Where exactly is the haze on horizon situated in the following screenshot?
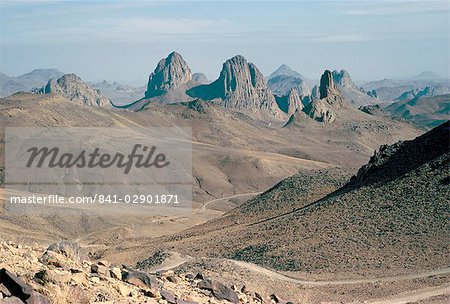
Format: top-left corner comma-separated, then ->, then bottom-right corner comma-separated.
0,0 -> 449,85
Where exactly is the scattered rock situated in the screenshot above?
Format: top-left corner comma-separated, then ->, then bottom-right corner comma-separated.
176,299 -> 199,304
71,273 -> 88,287
45,241 -> 88,263
116,284 -> 133,297
1,296 -> 24,304
0,268 -> 50,304
197,278 -> 239,303
90,264 -> 109,277
160,289 -> 177,304
68,286 -> 89,304
121,268 -> 157,289
34,269 -> 71,285
109,267 -> 122,280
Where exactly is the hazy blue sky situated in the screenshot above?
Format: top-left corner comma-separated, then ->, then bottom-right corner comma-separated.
0,0 -> 449,85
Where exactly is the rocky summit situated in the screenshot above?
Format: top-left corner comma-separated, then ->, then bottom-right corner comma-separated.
187,55 -> 282,118
37,74 -> 111,107
303,70 -> 347,123
331,69 -> 355,89
319,70 -> 338,99
275,87 -> 303,116
145,51 -> 192,98
267,75 -> 311,98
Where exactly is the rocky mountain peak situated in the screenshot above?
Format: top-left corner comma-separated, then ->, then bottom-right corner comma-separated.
287,88 -> 303,114
332,69 -> 355,89
319,70 -> 338,99
353,121 -> 449,184
187,55 -> 283,118
145,51 -> 192,98
267,75 -> 311,98
38,73 -> 111,107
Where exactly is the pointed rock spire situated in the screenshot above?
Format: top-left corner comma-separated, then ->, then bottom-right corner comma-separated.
319,70 -> 337,99
188,55 -> 282,117
332,69 -> 355,89
145,51 -> 192,98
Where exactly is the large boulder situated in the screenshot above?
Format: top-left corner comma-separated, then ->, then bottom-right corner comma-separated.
0,268 -> 50,304
197,278 -> 239,303
121,267 -> 158,290
275,88 -> 304,116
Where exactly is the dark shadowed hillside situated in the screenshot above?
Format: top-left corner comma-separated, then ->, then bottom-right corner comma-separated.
148,121 -> 449,278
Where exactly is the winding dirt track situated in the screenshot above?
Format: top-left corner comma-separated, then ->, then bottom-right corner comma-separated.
231,260 -> 450,303
231,260 -> 450,286
367,284 -> 450,304
201,192 -> 262,211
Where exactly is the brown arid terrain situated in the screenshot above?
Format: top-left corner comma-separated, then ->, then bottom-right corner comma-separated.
102,122 -> 449,302
361,93 -> 450,129
0,71 -> 447,303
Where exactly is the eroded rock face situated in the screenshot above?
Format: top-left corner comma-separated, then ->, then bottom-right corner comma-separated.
145,51 -> 192,98
188,55 -> 282,117
192,73 -> 208,84
332,69 -> 355,89
311,85 -> 320,100
267,75 -> 311,97
319,70 -> 338,99
275,88 -> 303,116
38,74 -> 111,107
304,70 -> 348,123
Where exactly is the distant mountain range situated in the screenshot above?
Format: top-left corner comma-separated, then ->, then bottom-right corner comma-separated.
360,72 -> 450,102
361,89 -> 450,128
0,69 -> 64,97
1,54 -> 447,128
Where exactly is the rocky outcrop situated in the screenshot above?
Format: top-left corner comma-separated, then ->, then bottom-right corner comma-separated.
319,70 -> 339,99
0,239 -> 290,303
332,69 -> 355,89
145,51 -> 192,98
267,75 -> 311,97
275,88 -> 303,116
367,89 -> 378,98
0,268 -> 50,303
311,85 -> 320,100
353,121 -> 449,184
303,100 -> 337,123
37,74 -> 111,107
187,55 -> 282,117
303,70 -> 348,123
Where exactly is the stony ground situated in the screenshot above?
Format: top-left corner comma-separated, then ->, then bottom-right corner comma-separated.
0,240 -> 288,304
